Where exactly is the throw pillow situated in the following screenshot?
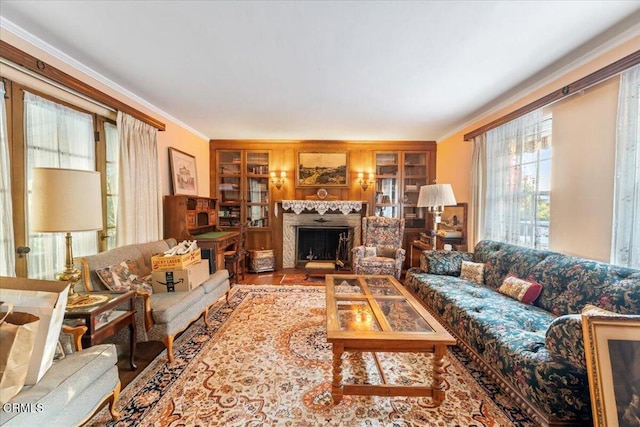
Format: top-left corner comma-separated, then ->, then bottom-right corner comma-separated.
364,246 -> 377,258
460,261 -> 485,285
96,261 -> 153,294
498,274 -> 543,304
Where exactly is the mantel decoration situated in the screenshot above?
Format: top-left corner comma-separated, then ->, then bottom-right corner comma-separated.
296,151 -> 348,187
169,147 -> 198,196
277,200 -> 363,216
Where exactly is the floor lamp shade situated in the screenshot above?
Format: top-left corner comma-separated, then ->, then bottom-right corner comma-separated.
31,168 -> 103,232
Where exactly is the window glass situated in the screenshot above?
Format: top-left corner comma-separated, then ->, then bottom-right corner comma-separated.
24,92 -> 97,279
484,110 -> 552,249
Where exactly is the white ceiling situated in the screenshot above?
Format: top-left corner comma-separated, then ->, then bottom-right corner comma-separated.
1,1 -> 639,141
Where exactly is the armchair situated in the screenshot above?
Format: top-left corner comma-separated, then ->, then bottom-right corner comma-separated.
352,216 -> 406,279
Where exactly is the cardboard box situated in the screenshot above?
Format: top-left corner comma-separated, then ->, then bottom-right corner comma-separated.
151,261 -> 209,293
151,247 -> 202,271
0,277 -> 69,385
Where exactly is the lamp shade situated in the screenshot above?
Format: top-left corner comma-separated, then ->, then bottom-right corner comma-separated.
31,167 -> 103,232
417,184 -> 457,208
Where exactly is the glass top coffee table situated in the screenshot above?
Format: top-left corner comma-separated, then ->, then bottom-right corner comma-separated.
325,274 -> 456,405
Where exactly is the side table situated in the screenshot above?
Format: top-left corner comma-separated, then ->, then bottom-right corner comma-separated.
409,240 -> 432,268
64,290 -> 137,370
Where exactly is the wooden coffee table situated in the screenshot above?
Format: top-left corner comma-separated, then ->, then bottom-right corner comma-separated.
325,274 -> 456,405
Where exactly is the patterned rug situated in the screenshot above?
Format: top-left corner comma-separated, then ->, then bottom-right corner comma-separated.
279,273 -> 324,284
88,285 -> 535,426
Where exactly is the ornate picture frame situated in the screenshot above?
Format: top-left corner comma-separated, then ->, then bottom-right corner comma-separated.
169,147 -> 198,196
582,305 -> 640,427
296,151 -> 349,187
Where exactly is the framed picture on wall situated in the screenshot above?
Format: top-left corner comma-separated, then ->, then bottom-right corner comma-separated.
296,151 -> 349,187
582,305 -> 640,427
169,147 -> 198,196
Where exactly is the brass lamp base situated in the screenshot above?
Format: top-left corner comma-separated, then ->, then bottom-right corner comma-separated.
57,232 -> 81,300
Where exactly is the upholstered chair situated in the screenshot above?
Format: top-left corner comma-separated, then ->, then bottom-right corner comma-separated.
352,216 -> 406,279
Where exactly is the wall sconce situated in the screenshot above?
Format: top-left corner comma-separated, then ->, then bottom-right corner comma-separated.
270,171 -> 286,189
358,172 -> 375,191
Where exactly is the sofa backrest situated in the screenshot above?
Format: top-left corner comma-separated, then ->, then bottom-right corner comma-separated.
473,240 -> 640,316
529,255 -> 640,316
473,240 -> 556,289
78,239 -> 177,291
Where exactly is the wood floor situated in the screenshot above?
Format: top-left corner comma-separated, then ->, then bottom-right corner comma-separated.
117,268 -> 304,388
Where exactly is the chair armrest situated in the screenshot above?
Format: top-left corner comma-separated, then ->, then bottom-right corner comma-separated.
62,325 -> 88,351
394,248 -> 406,261
140,292 -> 154,331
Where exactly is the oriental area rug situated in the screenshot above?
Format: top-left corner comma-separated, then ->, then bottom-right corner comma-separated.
88,285 -> 535,426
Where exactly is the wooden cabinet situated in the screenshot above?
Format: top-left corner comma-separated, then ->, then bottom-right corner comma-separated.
164,195 -> 218,241
374,151 -> 435,269
216,150 -> 271,229
215,149 -> 272,251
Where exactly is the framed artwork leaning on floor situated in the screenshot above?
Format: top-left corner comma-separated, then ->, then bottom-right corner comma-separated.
582,304 -> 640,427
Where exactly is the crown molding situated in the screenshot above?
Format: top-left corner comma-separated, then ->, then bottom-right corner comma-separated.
0,17 -> 209,141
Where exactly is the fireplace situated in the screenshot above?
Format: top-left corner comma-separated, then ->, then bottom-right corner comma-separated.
296,226 -> 351,266
282,211 -> 362,269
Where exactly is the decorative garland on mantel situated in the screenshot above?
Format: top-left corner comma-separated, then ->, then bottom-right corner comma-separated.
277,200 -> 363,216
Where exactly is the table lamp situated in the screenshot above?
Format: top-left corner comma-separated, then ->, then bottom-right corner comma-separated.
31,167 -> 103,296
417,184 -> 457,250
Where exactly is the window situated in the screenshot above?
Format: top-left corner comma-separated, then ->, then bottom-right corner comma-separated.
0,81 -> 15,276
24,92 -> 97,279
611,64 -> 640,268
104,121 -> 119,251
484,109 -> 552,249
3,79 -> 117,278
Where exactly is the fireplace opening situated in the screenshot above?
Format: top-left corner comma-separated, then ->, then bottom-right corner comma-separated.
296,227 -> 350,266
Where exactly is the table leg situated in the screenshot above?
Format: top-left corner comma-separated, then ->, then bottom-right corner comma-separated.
432,345 -> 446,405
331,344 -> 344,404
129,315 -> 137,370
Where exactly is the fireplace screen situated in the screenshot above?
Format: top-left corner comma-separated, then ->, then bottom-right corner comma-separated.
296,227 -> 351,265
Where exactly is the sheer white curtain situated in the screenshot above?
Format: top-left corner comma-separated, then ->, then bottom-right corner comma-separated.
484,109 -> 552,249
116,111 -> 161,245
24,92 -> 97,279
0,82 -> 15,276
611,64 -> 640,268
469,134 -> 486,250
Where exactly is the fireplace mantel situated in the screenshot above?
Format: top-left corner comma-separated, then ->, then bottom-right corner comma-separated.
276,200 -> 364,216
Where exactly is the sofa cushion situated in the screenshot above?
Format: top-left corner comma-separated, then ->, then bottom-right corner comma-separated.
364,246 -> 377,257
150,286 -> 207,324
420,251 -> 473,276
6,344 -> 116,410
498,275 -> 543,304
200,270 -> 230,294
460,261 -> 484,285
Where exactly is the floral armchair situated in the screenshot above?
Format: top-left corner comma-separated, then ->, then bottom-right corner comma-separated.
352,216 -> 406,279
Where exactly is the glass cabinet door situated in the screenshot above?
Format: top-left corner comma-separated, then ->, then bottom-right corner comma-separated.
218,150 -> 242,228
245,151 -> 270,228
374,152 -> 399,218
402,152 -> 429,229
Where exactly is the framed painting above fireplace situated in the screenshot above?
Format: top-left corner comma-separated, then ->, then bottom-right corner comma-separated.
296,151 -> 348,187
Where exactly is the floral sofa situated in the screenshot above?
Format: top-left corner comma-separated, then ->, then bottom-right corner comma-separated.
404,240 -> 640,426
352,216 -> 406,279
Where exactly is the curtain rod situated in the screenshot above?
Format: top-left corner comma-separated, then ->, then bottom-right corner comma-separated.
0,40 -> 166,131
1,57 -> 116,113
464,49 -> 640,141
